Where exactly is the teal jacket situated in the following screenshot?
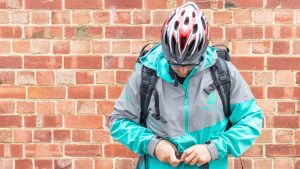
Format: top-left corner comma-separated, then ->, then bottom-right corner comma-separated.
109,44 -> 263,169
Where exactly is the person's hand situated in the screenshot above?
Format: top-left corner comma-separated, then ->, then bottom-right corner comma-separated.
181,144 -> 211,166
154,139 -> 181,167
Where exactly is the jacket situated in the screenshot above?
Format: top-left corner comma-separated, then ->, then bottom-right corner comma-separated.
109,44 -> 263,169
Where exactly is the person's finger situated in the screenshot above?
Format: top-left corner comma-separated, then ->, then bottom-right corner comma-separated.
189,156 -> 199,166
169,150 -> 181,167
184,152 -> 196,164
181,147 -> 193,161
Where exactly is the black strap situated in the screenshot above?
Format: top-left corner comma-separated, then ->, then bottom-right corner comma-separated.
207,58 -> 231,129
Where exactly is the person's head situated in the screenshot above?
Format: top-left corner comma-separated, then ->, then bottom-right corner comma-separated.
161,2 -> 209,77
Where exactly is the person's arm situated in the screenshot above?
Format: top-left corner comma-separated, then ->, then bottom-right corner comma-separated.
109,66 -> 161,157
205,63 -> 263,160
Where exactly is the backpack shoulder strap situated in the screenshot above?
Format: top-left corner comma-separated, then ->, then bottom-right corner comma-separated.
205,57 -> 232,130
139,65 -> 158,127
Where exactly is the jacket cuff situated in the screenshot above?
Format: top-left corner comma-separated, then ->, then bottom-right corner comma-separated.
205,141 -> 219,161
147,136 -> 162,156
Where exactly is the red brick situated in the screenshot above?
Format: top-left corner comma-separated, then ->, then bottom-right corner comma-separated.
0,71 -> 15,85
65,0 -> 102,9
186,0 -> 210,9
225,0 -> 263,8
43,115 -> 62,128
52,11 -> 70,24
278,102 -> 295,114
276,70 -> 294,85
54,130 -> 71,142
34,130 -> 52,142
144,0 -> 167,9
28,87 -> 65,99
104,144 -> 137,158
293,41 -> 300,54
4,144 -> 23,157
0,101 -> 14,114
266,144 -> 296,157
15,159 -> 32,169
233,10 -> 252,24
65,145 -> 101,157
112,41 -> 130,54
95,158 -> 113,169
105,0 -> 142,9
11,11 -> 29,24
25,0 -> 61,9
93,129 -> 111,143
231,57 -> 264,70
265,26 -> 293,39
108,86 -> 123,99
25,27 -> 63,39
275,158 -> 293,169
24,56 -> 62,69
0,41 -> 10,54
97,101 -> 115,115
0,27 -> 22,38
76,71 -> 94,84
133,11 -> 151,24
104,56 -> 122,69
145,26 -> 161,41
0,86 -> 25,99
242,27 -> 263,39
275,11 -> 293,23
254,159 -> 272,169
72,130 -> 90,142
252,42 -> 271,54
54,41 -> 70,54
92,11 -> 110,24
242,145 -> 263,157
268,57 -> 300,70
213,11 -> 232,24
17,71 -> 35,85
116,70 -> 132,84
273,41 -> 290,55
13,40 -> 30,54
297,72 -> 300,85
24,116 -> 36,128
35,160 -> 53,169
64,56 -> 102,69
57,101 -> 75,115
74,159 -> 93,169
267,0 -> 300,9
153,11 -> 169,25
14,130 -> 32,143
275,130 -> 293,143
36,71 -> 55,86
0,144 -> 3,157
113,11 -> 131,24
0,56 -> 22,68
232,41 -> 250,55
68,86 -> 105,99
72,11 -> 90,25
124,56 -> 137,69
0,130 -> 12,142
274,116 -> 298,128
37,102 -> 55,115
209,27 -> 223,40
77,101 -> 95,114
268,87 -> 300,99
31,11 -> 50,24
254,72 -> 272,85
96,70 -> 115,83
65,115 -> 102,129
115,159 -> 134,169
25,144 -> 62,157
92,40 -> 110,54
17,101 -> 35,114
106,26 -> 142,39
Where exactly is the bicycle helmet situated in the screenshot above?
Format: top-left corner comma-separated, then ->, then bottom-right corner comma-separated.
161,2 -> 209,66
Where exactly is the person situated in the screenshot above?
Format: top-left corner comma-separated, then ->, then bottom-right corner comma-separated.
109,2 -> 263,169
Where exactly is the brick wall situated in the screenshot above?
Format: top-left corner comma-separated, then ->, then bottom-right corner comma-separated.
0,0 -> 299,169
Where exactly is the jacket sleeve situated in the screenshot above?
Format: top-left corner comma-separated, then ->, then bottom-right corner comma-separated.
109,66 -> 161,157
206,63 -> 263,160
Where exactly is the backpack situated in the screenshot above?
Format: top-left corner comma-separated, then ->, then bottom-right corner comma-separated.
136,44 -> 232,169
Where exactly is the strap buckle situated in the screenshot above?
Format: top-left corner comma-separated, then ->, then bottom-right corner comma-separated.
204,84 -> 215,95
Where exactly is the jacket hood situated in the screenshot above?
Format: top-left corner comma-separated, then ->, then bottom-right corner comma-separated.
137,43 -> 217,83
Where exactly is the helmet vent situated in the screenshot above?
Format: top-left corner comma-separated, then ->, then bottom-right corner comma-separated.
174,21 -> 179,31
193,24 -> 198,34
186,39 -> 195,59
171,36 -> 177,54
181,10 -> 185,16
180,37 -> 187,51
184,17 -> 189,25
192,12 -> 195,18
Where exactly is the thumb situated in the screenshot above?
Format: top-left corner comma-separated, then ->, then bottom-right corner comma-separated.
169,150 -> 181,167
